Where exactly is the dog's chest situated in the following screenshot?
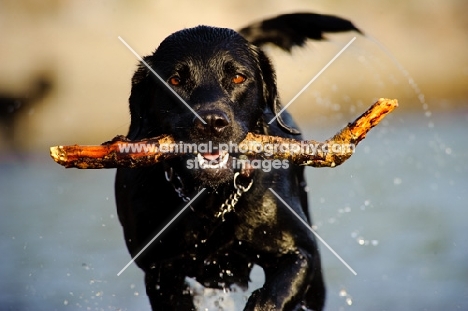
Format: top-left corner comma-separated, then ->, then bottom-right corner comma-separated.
183,190 -> 289,257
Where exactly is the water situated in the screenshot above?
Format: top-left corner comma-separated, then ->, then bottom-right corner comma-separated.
1,110 -> 467,310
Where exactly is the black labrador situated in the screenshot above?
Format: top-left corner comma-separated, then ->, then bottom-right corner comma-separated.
115,13 -> 360,311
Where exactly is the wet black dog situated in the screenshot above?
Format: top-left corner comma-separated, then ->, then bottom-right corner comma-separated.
115,13 -> 360,311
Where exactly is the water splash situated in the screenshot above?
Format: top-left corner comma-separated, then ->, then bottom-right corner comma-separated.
365,34 -> 432,120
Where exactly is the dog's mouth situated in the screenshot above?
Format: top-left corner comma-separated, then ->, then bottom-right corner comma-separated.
196,151 -> 230,169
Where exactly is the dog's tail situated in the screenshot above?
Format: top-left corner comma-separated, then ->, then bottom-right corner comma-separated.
239,12 -> 362,52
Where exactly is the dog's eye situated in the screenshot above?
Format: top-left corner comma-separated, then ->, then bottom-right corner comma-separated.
169,76 -> 181,86
232,74 -> 246,84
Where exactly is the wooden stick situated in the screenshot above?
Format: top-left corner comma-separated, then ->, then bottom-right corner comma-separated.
50,98 -> 398,169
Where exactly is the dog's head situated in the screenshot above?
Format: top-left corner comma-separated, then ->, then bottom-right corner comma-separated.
127,26 -> 286,186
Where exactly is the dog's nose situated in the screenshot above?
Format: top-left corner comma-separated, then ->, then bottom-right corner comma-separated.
194,111 -> 230,135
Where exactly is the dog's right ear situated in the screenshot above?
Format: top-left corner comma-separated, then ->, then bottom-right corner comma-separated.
127,57 -> 155,140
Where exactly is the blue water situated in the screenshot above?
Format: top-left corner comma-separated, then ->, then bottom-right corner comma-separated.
1,110 -> 467,310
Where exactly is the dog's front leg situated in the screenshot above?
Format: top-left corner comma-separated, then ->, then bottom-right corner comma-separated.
144,264 -> 196,311
244,250 -> 321,311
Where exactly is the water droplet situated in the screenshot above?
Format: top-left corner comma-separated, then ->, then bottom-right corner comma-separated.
63,300 -> 68,305
371,240 -> 379,246
418,93 -> 426,103
346,297 -> 353,305
339,289 -> 347,297
393,177 -> 402,185
445,148 -> 452,155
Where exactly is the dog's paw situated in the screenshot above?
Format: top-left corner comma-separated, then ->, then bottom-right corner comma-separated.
243,288 -> 278,311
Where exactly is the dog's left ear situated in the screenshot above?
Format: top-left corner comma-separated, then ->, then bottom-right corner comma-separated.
254,46 -> 301,135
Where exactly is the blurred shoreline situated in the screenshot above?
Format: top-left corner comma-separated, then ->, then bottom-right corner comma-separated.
0,0 -> 467,152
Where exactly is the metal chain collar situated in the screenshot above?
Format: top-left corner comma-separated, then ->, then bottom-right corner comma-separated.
164,167 -> 253,221
164,167 -> 191,203
214,172 -> 253,220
